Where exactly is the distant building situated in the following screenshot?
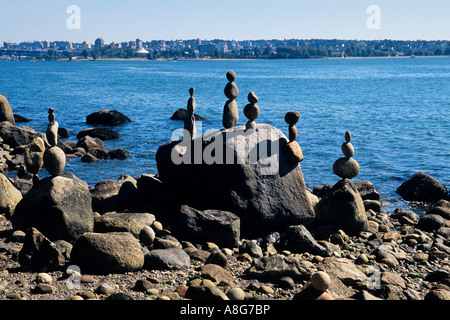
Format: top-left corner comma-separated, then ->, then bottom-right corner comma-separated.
94,38 -> 105,49
136,38 -> 143,50
199,43 -> 217,54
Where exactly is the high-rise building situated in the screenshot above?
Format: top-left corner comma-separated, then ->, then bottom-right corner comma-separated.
136,38 -> 143,50
94,38 -> 105,49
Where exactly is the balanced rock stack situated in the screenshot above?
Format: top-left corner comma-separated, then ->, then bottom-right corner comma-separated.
283,111 -> 304,163
243,92 -> 259,131
43,108 -> 66,177
222,71 -> 239,129
333,130 -> 359,180
184,87 -> 197,140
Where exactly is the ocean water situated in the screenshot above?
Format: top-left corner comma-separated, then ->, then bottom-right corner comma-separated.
0,57 -> 449,213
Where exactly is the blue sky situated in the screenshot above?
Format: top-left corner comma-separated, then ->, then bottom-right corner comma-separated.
1,0 -> 449,43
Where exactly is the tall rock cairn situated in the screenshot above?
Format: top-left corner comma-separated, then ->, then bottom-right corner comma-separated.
222,71 -> 239,129
283,111 -> 304,163
43,108 -> 66,177
332,130 -> 360,180
243,92 -> 259,131
184,87 -> 197,140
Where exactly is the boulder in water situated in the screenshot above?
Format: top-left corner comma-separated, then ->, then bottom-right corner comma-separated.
86,110 -> 132,126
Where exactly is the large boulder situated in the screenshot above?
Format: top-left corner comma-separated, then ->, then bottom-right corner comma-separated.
278,225 -> 331,257
144,248 -> 191,271
0,94 -> 15,125
314,179 -> 368,236
0,121 -> 40,148
174,205 -> 240,248
0,173 -> 22,218
77,128 -> 121,141
70,232 -> 144,274
11,175 -> 94,242
86,110 -> 132,126
397,172 -> 448,203
76,136 -> 104,152
170,108 -> 209,121
155,124 -> 315,237
94,212 -> 156,237
18,227 -> 66,272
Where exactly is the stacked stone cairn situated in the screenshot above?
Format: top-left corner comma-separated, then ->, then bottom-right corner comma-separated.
283,111 -> 304,163
183,87 -> 197,140
43,108 -> 66,177
332,130 -> 359,179
243,92 -> 259,131
222,71 -> 239,129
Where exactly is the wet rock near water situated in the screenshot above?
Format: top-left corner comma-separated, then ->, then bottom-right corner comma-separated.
170,108 -> 209,121
86,110 -> 132,127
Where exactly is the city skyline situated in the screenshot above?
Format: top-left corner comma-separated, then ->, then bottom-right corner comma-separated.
0,0 -> 449,44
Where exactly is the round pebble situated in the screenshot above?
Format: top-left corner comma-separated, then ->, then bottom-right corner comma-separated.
243,104 -> 259,121
278,277 -> 295,289
226,71 -> 236,82
284,111 -> 300,125
227,288 -> 245,300
247,92 -> 259,104
341,142 -> 355,158
71,295 -> 84,300
259,285 -> 274,295
224,82 -> 240,100
332,157 -> 360,179
316,291 -> 334,300
152,221 -> 163,231
310,271 -> 331,292
35,273 -> 53,284
288,125 -> 298,142
345,130 -> 352,143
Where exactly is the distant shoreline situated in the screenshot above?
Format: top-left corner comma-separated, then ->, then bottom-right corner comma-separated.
54,55 -> 450,62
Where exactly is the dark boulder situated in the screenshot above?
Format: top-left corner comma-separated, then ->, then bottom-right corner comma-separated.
76,136 -> 104,152
155,124 -> 315,238
18,227 -> 66,272
108,148 -> 130,160
14,114 -> 31,123
397,172 -> 448,203
278,225 -> 332,257
174,205 -> 240,248
170,108 -> 209,121
86,110 -> 132,126
77,128 -> 121,141
0,121 -> 40,148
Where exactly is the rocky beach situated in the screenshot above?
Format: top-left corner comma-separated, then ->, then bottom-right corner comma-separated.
0,70 -> 449,305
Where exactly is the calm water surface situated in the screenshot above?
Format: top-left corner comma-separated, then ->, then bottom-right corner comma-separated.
0,57 -> 449,213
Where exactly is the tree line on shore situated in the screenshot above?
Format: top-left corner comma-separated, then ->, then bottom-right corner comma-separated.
34,44 -> 450,61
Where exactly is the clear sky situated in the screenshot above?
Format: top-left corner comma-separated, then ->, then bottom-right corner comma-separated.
1,0 -> 449,43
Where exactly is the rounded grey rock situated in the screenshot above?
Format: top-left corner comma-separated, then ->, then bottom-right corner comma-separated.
43,146 -> 66,177
226,71 -> 236,82
341,142 -> 355,158
333,157 -> 360,180
224,82 -> 239,100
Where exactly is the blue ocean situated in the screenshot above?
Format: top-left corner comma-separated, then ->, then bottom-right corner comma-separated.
0,57 -> 449,213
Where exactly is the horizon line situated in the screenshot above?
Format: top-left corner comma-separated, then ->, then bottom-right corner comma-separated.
3,37 -> 450,44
